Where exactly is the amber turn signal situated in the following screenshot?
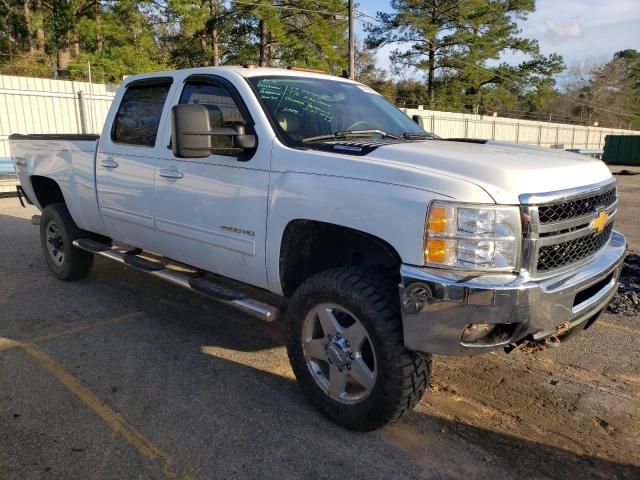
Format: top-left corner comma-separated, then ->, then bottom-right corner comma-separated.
425,238 -> 446,263
427,206 -> 447,233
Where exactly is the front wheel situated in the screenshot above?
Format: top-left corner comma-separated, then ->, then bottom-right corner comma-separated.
40,203 -> 94,281
287,267 -> 431,431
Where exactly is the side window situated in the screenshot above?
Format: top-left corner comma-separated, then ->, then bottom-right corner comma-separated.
179,82 -> 246,153
112,83 -> 171,147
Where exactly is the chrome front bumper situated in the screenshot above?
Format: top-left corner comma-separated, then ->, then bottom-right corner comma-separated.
399,231 -> 626,355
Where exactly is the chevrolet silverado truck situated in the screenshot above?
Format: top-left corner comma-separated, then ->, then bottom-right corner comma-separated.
10,66 -> 626,431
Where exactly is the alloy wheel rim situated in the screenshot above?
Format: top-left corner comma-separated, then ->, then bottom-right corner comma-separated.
45,222 -> 65,267
301,303 -> 377,404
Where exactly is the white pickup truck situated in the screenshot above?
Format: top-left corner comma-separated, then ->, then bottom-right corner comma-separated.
10,66 -> 626,430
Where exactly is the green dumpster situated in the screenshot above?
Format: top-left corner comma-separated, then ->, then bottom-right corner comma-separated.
603,135 -> 640,166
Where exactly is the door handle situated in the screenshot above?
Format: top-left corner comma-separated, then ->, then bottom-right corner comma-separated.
159,168 -> 183,179
100,157 -> 119,169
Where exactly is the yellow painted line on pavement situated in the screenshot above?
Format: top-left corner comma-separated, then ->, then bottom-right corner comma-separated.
26,311 -> 142,344
596,321 -> 640,335
18,341 -> 185,478
0,336 -> 19,352
1,329 -> 191,479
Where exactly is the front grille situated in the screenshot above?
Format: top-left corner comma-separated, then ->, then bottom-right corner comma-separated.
522,182 -> 617,277
538,188 -> 617,223
537,223 -> 613,272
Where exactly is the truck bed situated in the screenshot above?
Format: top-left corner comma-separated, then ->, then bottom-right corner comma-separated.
9,134 -> 107,235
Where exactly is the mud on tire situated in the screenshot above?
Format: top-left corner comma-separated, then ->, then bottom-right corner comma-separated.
286,267 -> 431,431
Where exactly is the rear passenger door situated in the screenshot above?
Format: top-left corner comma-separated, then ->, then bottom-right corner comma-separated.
153,75 -> 270,289
96,78 -> 172,250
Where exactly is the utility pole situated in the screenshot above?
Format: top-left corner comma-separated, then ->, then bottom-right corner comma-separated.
87,61 -> 96,133
259,20 -> 268,67
348,0 -> 355,79
210,0 -> 220,66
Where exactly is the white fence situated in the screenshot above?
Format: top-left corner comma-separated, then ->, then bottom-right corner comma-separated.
1,74 -> 638,175
0,75 -> 117,173
402,108 -> 636,150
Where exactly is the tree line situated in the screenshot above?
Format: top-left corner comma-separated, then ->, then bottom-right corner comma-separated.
0,1 -> 348,78
1,1 -> 638,129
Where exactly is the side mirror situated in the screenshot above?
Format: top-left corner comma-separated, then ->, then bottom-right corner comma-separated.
171,103 -> 256,158
412,114 -> 424,128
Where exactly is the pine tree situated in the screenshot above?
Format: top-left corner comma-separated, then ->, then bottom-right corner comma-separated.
165,0 -> 232,67
366,0 -> 564,111
230,0 -> 349,74
69,0 -> 168,82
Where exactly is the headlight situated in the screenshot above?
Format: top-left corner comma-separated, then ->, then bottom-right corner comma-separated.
424,201 -> 521,271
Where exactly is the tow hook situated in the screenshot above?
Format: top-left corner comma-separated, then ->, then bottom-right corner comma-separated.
506,322 -> 572,354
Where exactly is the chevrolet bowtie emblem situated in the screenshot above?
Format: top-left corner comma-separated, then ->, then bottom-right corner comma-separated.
591,211 -> 609,233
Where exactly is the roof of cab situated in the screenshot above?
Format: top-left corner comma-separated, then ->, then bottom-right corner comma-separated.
218,65 -> 347,80
122,65 -> 359,86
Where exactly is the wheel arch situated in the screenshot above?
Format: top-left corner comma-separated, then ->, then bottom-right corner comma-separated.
30,175 -> 65,209
278,219 -> 402,297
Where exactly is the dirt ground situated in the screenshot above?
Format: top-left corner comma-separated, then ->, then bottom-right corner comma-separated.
0,172 -> 639,479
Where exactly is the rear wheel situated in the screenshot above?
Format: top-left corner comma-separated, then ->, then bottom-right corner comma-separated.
40,203 -> 93,281
287,267 -> 431,431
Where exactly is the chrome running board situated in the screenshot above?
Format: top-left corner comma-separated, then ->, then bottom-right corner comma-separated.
72,239 -> 279,322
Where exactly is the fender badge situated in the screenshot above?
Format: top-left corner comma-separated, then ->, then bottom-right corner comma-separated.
591,211 -> 608,234
220,225 -> 255,237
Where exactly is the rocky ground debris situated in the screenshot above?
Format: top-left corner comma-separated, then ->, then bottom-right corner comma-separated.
608,251 -> 640,315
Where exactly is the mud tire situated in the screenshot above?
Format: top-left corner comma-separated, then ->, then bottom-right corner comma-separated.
287,267 -> 431,431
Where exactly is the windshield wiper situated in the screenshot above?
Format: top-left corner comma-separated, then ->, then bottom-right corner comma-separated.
302,129 -> 401,143
402,132 -> 439,140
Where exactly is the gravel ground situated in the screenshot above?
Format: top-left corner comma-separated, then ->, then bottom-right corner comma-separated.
1,173 -> 639,480
608,252 -> 640,315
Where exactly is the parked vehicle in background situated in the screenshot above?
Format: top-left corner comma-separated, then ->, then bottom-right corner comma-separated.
10,66 -> 626,430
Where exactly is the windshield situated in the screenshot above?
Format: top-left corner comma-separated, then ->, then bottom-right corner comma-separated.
248,76 -> 425,146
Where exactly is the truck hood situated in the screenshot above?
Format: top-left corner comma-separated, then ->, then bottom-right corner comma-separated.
368,140 -> 613,204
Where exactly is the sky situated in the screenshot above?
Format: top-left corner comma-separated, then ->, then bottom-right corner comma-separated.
355,0 -> 640,83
